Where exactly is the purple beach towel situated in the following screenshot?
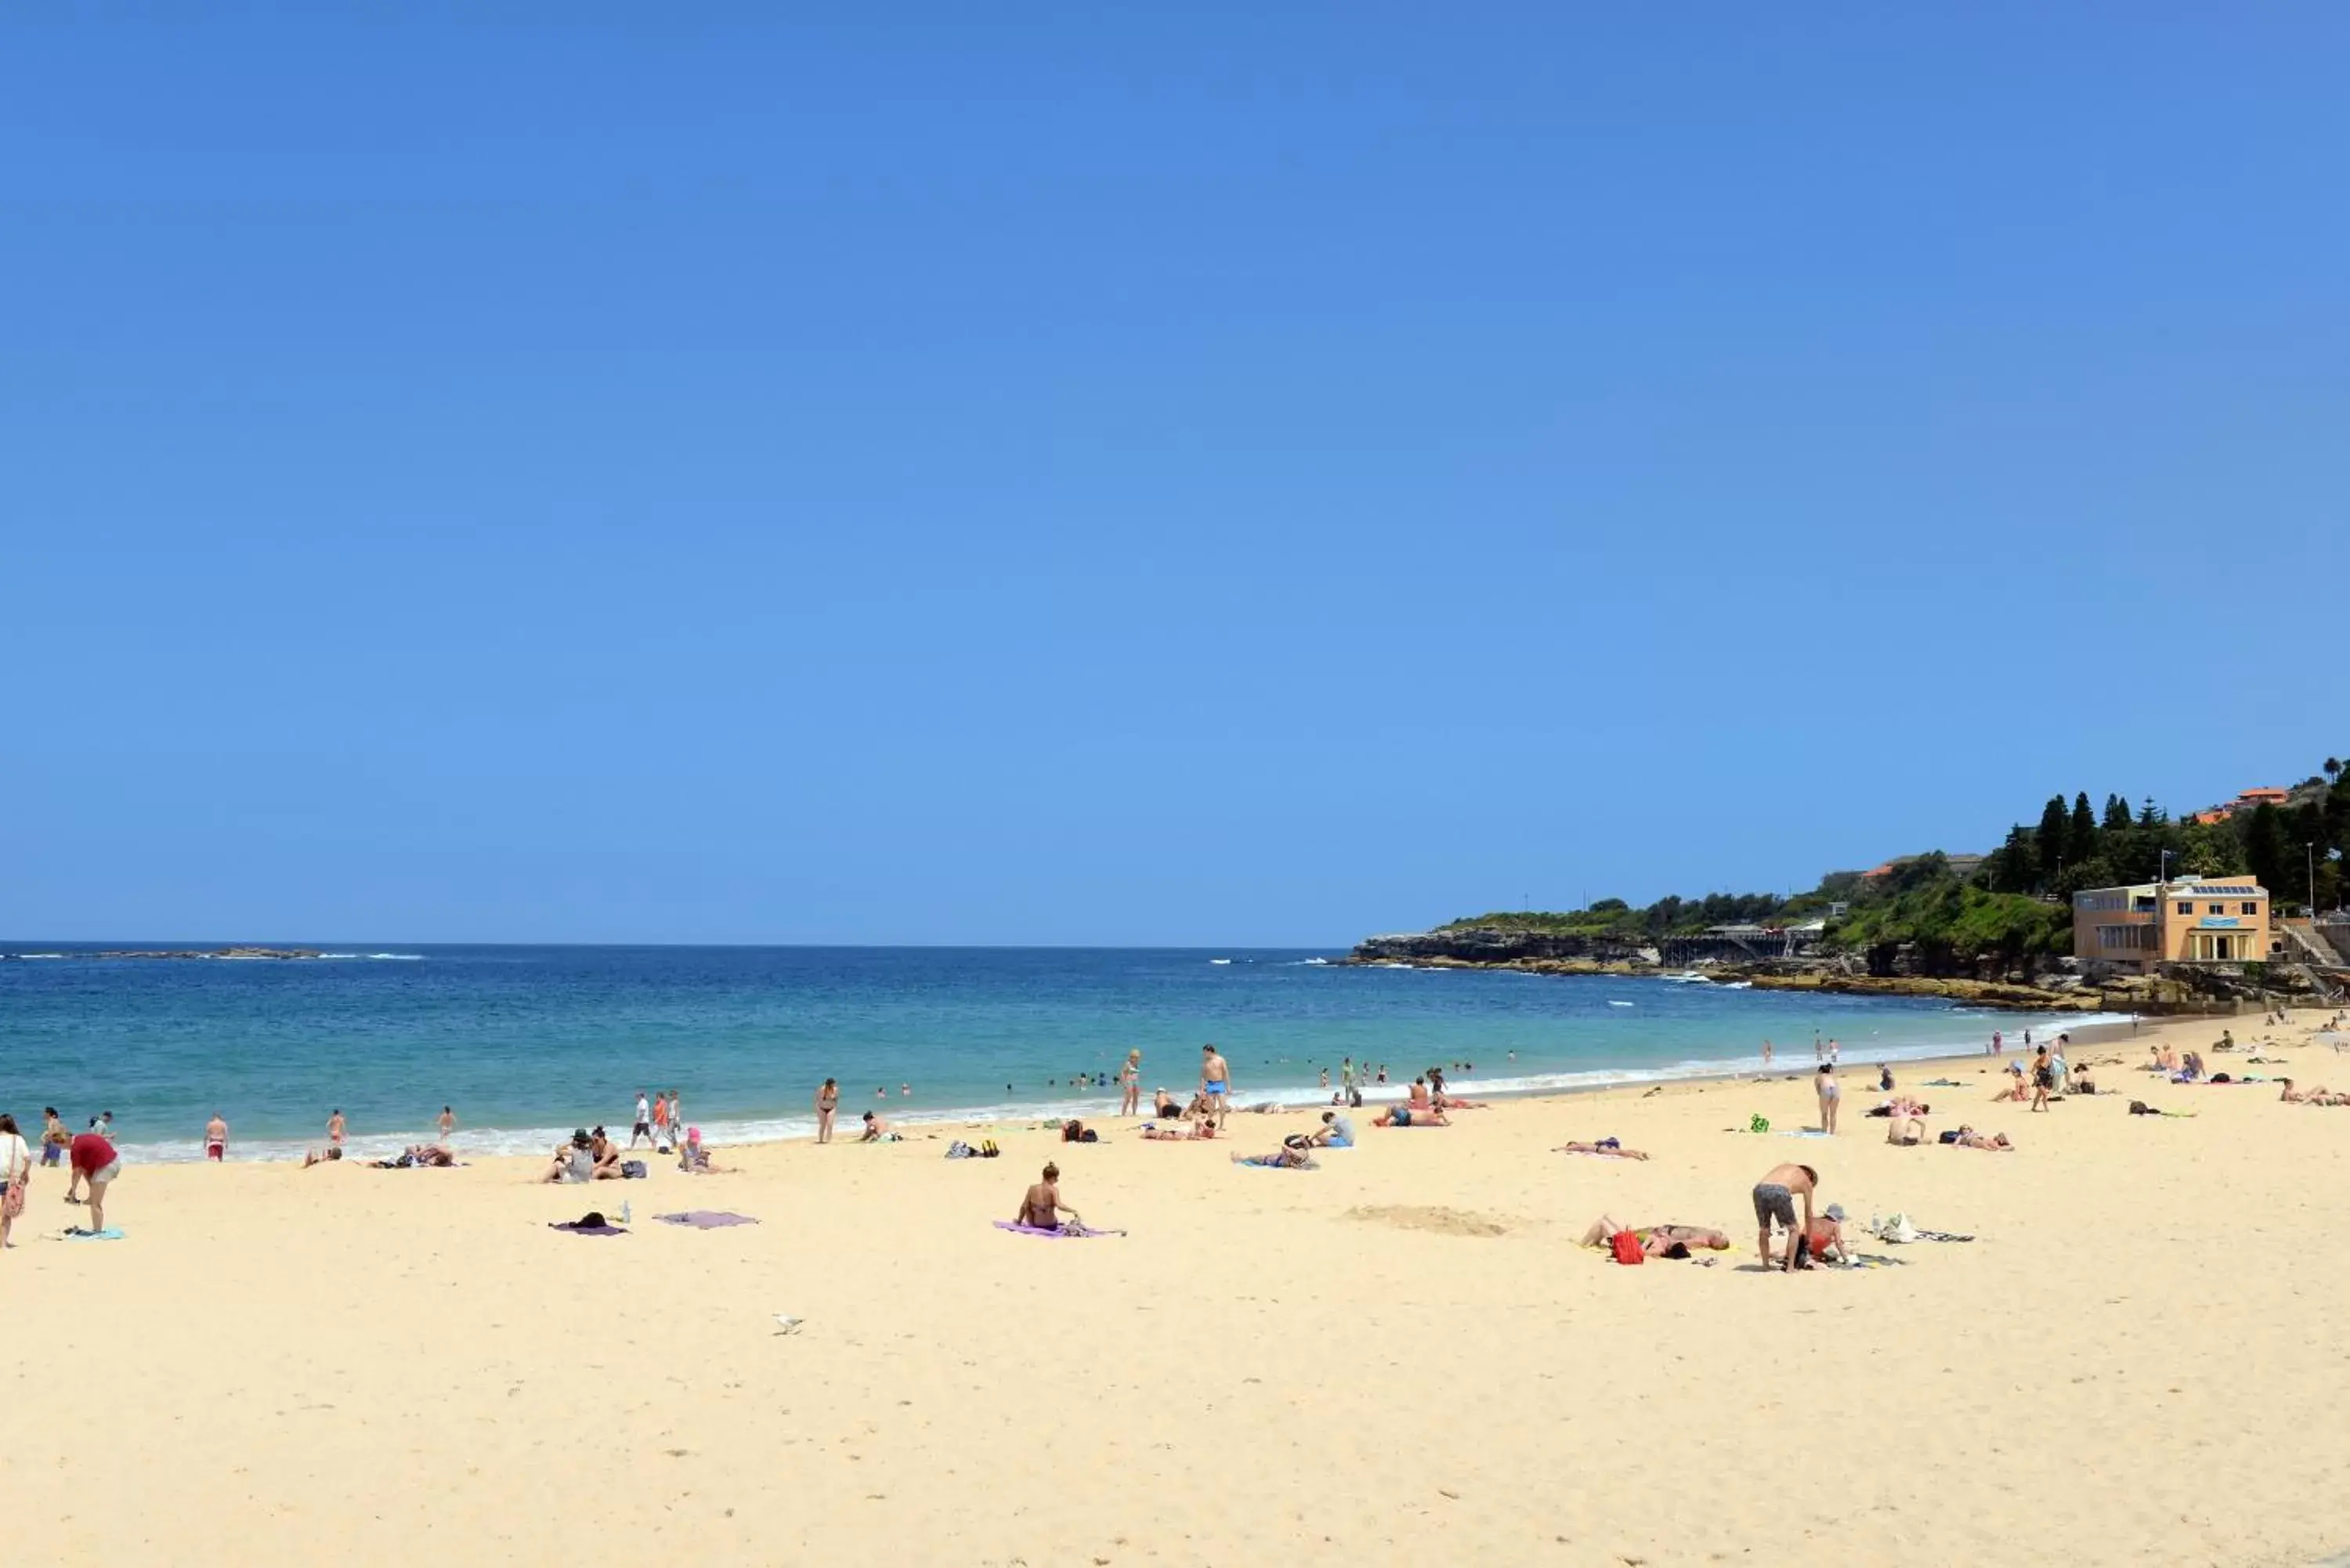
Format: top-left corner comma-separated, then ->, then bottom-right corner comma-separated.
548,1221 -> 627,1236
994,1219 -> 1123,1239
655,1210 -> 760,1228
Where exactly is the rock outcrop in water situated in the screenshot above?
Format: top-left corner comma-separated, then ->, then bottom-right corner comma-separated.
2,947 -> 323,961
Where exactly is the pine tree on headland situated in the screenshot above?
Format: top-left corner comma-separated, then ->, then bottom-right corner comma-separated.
2103,794 -> 2134,833
1988,826 -> 2040,894
2068,792 -> 2099,870
2036,797 -> 2071,887
2243,803 -> 2293,903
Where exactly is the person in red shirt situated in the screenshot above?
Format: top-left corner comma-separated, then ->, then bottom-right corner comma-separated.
69,1127 -> 121,1236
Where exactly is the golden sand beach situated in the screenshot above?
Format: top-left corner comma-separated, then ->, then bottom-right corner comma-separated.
4,1013 -> 2346,1568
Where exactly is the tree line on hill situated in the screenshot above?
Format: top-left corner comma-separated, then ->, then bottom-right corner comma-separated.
1440,756 -> 2350,963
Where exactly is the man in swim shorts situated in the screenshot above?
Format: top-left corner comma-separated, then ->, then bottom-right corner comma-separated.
1199,1045 -> 1232,1130
204,1112 -> 228,1162
1752,1162 -> 1818,1273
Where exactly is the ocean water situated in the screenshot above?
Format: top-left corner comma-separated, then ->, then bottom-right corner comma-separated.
0,945 -> 2113,1163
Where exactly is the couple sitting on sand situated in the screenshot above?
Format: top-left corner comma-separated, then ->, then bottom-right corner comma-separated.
544,1128 -> 627,1183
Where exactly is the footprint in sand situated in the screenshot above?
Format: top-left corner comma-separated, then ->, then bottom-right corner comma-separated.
1346,1204 -> 1509,1237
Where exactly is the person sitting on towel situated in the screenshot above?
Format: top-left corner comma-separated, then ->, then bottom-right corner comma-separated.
1015,1162 -> 1079,1232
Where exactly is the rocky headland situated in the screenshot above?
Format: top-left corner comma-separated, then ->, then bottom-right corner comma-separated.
1342,926 -> 2300,1013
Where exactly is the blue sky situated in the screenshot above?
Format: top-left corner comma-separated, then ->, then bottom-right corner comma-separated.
5,5 -> 2343,945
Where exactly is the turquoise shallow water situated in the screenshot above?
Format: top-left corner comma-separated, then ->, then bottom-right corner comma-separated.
0,944 -> 2102,1162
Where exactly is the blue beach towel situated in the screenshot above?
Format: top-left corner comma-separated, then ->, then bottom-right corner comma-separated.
65,1227 -> 125,1241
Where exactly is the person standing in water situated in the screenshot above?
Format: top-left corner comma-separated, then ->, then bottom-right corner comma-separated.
326,1109 -> 346,1149
438,1105 -> 457,1144
204,1113 -> 228,1162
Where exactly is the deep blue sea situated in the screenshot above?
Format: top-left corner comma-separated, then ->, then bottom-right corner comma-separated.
0,944 -> 2106,1162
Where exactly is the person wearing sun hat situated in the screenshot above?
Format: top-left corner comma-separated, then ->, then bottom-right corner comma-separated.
1802,1203 -> 1848,1266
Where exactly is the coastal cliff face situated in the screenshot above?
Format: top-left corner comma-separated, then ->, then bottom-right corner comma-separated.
1347,928 -> 1653,966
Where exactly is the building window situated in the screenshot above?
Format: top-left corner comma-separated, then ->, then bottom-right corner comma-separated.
2177,901 -> 2194,915
2207,904 -> 2225,916
2242,901 -> 2259,916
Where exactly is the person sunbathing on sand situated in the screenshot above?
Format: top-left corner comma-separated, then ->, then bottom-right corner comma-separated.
2280,1079 -> 2314,1103
1233,1138 -> 1317,1169
1885,1111 -> 1928,1145
1138,1119 -> 1215,1140
1372,1104 -> 1448,1128
1556,1140 -> 1648,1159
1950,1126 -> 2014,1151
589,1126 -> 624,1179
300,1145 -> 345,1169
1578,1216 -> 1731,1257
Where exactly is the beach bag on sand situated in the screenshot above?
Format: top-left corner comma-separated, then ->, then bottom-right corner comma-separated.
620,1160 -> 647,1180
946,1141 -> 975,1159
1748,1114 -> 1770,1134
1610,1231 -> 1646,1266
2,1181 -> 24,1219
